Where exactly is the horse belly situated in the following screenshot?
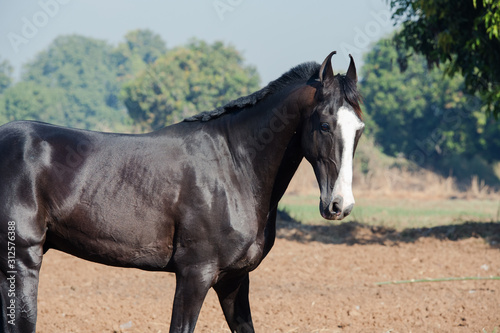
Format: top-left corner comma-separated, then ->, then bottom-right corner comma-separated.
42,148 -> 179,270
45,206 -> 176,271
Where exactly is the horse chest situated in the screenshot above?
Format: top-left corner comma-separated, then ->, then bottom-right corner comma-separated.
214,238 -> 265,275
216,217 -> 270,273
241,240 -> 267,271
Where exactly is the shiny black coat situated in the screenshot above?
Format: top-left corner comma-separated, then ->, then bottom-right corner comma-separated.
0,52 -> 363,333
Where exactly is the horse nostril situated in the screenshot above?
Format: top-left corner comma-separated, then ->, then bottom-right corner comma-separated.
330,195 -> 343,216
331,201 -> 342,216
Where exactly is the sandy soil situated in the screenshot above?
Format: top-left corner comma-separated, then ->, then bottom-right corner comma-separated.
36,219 -> 500,333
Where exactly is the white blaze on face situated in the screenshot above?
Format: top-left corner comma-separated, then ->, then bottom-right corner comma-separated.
332,106 -> 364,211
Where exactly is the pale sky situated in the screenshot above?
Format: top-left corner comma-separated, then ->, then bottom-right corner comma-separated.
1,0 -> 396,85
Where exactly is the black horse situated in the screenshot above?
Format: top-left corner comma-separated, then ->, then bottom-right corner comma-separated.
0,51 -> 364,332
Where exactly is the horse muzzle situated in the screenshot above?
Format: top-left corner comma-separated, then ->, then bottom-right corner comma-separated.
319,195 -> 354,220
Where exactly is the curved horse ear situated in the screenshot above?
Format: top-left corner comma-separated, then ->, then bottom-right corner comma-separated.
346,54 -> 357,84
319,51 -> 336,86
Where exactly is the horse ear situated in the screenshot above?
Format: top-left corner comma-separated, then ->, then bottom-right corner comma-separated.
346,54 -> 357,84
319,51 -> 336,85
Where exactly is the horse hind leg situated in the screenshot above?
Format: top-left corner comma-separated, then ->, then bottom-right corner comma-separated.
1,211 -> 45,333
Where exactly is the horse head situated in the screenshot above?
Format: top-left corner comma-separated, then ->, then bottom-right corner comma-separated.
302,51 -> 364,220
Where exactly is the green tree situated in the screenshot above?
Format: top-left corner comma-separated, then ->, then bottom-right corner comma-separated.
481,114 -> 500,163
113,29 -> 167,81
22,35 -> 131,131
0,81 -> 71,125
0,58 -> 13,94
122,39 -> 260,130
389,0 -> 500,117
361,38 -> 498,180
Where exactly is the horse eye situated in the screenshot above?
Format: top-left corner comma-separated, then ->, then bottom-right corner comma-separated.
320,122 -> 330,132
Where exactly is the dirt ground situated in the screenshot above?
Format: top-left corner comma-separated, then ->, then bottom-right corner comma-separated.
37,218 -> 500,333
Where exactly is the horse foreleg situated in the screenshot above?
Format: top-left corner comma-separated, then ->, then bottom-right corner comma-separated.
214,273 -> 254,333
169,266 -> 214,333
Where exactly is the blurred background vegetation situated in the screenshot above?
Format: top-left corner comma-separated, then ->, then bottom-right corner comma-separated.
0,0 -> 499,200
0,30 -> 260,133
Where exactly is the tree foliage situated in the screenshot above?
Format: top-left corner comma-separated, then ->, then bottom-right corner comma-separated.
0,81 -> 71,125
1,31 -> 167,131
0,58 -> 13,94
1,32 -> 258,133
121,39 -> 260,130
361,38 -> 499,179
389,0 -> 500,117
113,29 -> 167,81
21,35 -> 129,131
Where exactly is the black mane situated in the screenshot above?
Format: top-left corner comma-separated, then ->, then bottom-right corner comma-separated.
184,62 -> 321,122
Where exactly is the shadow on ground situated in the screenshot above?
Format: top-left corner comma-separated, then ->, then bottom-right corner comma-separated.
277,210 -> 500,248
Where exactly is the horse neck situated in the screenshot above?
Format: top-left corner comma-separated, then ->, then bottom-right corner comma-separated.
223,83 -> 316,209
